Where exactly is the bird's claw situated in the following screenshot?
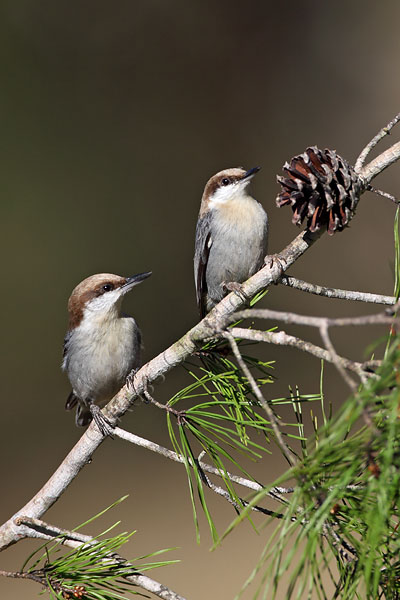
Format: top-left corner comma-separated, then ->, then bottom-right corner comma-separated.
264,254 -> 287,283
126,367 -> 140,392
127,368 -> 151,404
223,281 -> 248,304
140,376 -> 152,404
90,404 -> 115,438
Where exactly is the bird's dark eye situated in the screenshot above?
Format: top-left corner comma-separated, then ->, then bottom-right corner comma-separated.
102,284 -> 114,293
221,177 -> 231,186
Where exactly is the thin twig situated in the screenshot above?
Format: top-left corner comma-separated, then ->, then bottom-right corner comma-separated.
14,516 -> 91,543
142,387 -> 184,420
196,453 -> 287,518
360,140 -> 400,184
355,112 -> 400,171
113,427 -> 294,498
228,327 -> 369,379
322,523 -> 358,565
224,331 -> 296,467
326,521 -> 358,560
367,185 -> 399,204
319,322 -> 358,393
228,307 -> 399,329
0,570 -> 44,582
279,276 -> 396,306
318,324 -> 376,430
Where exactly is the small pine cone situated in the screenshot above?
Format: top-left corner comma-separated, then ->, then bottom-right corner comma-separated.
276,147 -> 365,235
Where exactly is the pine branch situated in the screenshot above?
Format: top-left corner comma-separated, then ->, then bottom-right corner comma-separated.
14,515 -> 185,600
228,305 -> 400,329
227,327 -> 371,378
279,276 -> 396,305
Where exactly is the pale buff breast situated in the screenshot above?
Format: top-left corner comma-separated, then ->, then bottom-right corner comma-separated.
215,196 -> 267,236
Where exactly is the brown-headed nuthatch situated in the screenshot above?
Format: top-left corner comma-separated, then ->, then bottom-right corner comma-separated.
62,272 -> 151,431
194,167 -> 268,317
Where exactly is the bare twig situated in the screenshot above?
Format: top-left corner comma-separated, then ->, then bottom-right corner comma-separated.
14,515 -> 91,543
318,324 -> 375,432
228,327 -> 369,379
141,386 -> 185,421
113,427 -> 294,499
367,185 -> 399,204
228,307 -> 399,329
196,452 -> 287,518
319,322 -> 358,393
114,428 -> 261,490
279,276 -> 396,306
322,523 -> 358,564
0,570 -> 50,587
355,112 -> 400,171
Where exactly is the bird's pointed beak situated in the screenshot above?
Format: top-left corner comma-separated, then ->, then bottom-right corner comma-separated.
242,166 -> 261,180
122,271 -> 152,294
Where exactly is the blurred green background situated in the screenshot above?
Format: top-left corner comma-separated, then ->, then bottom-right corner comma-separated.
1,1 -> 399,598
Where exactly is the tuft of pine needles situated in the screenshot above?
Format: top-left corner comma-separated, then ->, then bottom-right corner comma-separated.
166,329 -> 321,542
20,499 -> 178,600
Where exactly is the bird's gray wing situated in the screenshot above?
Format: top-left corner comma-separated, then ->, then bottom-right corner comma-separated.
62,330 -> 71,361
62,331 -> 78,410
65,390 -> 79,411
194,212 -> 212,318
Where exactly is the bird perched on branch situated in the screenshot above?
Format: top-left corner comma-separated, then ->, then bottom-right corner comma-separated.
62,271 -> 151,432
194,167 -> 268,318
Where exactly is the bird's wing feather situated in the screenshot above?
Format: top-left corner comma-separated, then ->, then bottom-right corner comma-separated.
62,330 -> 71,361
194,212 -> 212,318
65,390 -> 78,410
63,331 -> 78,410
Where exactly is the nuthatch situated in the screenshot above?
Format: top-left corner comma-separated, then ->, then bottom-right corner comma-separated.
62,272 -> 151,430
194,167 -> 268,317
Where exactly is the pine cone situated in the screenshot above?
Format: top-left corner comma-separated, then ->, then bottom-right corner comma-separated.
276,147 -> 365,235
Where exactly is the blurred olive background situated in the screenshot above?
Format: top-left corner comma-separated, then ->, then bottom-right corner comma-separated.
1,1 -> 399,598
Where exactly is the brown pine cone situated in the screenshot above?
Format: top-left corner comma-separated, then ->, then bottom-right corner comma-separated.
276,147 -> 365,235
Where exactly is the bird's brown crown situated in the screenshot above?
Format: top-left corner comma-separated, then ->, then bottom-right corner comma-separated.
200,167 -> 248,214
67,274 -> 127,328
